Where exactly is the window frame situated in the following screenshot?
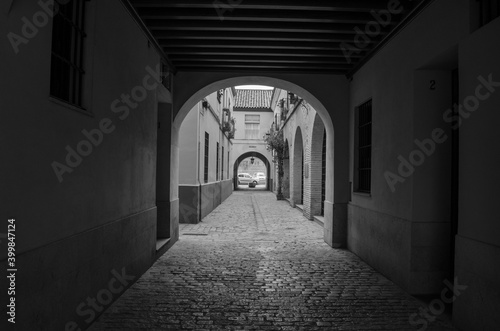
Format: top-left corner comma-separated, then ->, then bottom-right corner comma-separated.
216,142 -> 220,181
204,132 -> 209,183
221,146 -> 224,180
244,114 -> 261,140
354,99 -> 372,194
49,0 -> 88,110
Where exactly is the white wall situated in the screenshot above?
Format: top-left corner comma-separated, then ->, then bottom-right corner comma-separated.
178,88 -> 234,186
178,106 -> 199,185
233,110 -> 274,141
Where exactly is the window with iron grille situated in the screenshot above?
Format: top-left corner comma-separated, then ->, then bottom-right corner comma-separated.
355,100 -> 372,193
204,132 -> 209,183
221,146 -> 224,180
50,0 -> 87,108
475,0 -> 500,28
216,142 -> 220,181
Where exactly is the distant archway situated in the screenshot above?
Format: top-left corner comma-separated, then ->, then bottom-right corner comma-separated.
233,152 -> 271,191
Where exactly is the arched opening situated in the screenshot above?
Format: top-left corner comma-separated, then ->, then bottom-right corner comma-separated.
233,152 -> 271,191
321,129 -> 326,216
171,76 -> 343,247
305,114 -> 326,219
283,139 -> 290,199
292,127 -> 304,206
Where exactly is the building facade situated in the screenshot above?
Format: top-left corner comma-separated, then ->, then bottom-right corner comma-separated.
178,88 -> 236,223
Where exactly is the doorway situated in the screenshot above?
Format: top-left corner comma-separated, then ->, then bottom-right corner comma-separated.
156,103 -> 172,246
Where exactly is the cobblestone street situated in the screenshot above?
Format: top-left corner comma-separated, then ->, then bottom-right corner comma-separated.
90,192 -> 455,330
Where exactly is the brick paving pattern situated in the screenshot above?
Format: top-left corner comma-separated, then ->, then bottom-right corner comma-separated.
90,191 -> 455,330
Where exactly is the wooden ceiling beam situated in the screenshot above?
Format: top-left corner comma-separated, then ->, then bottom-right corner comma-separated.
164,48 -> 364,59
174,67 -> 347,74
144,20 -> 396,33
157,35 -> 375,44
131,0 -> 392,12
158,39 -> 374,50
135,8 -> 387,23
175,63 -> 351,70
126,0 -> 425,75
170,56 -> 351,65
153,30 -> 388,42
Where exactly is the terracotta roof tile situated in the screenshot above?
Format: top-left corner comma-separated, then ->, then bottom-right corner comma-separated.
235,90 -> 273,109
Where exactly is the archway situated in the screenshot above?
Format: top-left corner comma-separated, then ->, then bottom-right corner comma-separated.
292,127 -> 304,206
283,139 -> 290,199
233,152 -> 271,191
171,75 -> 348,248
304,114 -> 326,219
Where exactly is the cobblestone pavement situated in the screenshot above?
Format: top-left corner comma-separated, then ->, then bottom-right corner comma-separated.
90,191 -> 455,330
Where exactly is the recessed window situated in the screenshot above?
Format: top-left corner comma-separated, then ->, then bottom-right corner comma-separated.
50,0 -> 88,108
221,146 -> 224,181
245,114 -> 260,139
216,142 -> 220,181
204,132 -> 209,183
355,100 -> 372,193
321,129 -> 326,215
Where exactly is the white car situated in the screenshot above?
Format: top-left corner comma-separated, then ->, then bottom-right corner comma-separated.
237,173 -> 254,185
253,172 -> 267,185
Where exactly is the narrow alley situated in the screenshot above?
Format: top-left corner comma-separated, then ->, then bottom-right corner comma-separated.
90,192 -> 454,331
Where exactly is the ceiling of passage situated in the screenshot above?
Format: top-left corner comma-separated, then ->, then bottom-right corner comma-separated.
128,0 -> 428,75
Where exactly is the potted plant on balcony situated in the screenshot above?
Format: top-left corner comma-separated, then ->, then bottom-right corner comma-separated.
222,121 -> 231,133
223,117 -> 236,140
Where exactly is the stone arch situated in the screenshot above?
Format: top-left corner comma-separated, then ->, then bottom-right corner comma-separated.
233,152 -> 271,191
171,74 -> 347,247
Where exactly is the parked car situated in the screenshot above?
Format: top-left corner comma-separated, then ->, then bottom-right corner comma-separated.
253,172 -> 267,185
237,173 -> 253,185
